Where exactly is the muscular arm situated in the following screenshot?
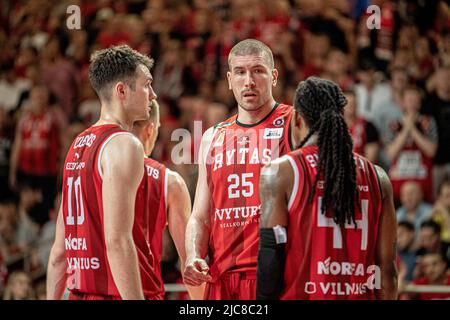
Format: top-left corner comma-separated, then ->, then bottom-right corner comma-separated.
374,165 -> 398,300
259,158 -> 293,228
102,134 -> 145,300
183,128 -> 214,287
46,204 -> 67,300
257,157 -> 293,300
166,170 -> 205,299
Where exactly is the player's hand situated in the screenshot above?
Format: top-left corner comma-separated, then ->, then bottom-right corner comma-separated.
183,257 -> 212,286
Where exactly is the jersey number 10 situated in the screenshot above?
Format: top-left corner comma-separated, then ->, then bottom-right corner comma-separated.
66,176 -> 85,225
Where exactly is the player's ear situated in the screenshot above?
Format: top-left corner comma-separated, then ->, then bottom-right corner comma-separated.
226,71 -> 232,90
272,68 -> 278,87
114,81 -> 127,101
147,122 -> 154,139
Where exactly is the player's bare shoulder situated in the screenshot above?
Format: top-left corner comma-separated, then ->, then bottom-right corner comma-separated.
374,165 -> 393,200
101,132 -> 145,174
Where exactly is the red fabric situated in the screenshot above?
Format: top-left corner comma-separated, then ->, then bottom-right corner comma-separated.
17,112 -> 60,176
204,271 -> 256,300
141,157 -> 167,298
205,104 -> 293,285
62,124 -> 159,298
281,146 -> 383,300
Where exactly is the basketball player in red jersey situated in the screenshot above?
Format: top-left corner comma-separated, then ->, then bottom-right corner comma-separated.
46,45 -> 157,300
256,77 -> 398,300
184,39 -> 293,299
131,101 -> 204,300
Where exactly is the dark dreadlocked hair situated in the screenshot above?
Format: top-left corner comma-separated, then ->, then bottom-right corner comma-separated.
294,77 -> 358,225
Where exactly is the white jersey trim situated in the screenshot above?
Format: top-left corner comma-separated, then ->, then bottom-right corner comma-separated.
164,168 -> 170,211
97,132 -> 134,180
286,155 -> 299,211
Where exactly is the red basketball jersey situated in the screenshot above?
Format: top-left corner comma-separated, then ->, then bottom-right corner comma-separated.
140,157 -> 167,298
281,145 -> 383,300
205,103 -> 293,280
62,124 -> 159,298
388,116 -> 434,203
17,111 -> 60,176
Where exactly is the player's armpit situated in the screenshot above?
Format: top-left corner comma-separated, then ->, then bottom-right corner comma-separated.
101,133 -> 145,300
374,165 -> 398,300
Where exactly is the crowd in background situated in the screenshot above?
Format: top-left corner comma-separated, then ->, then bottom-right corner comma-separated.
0,0 -> 450,299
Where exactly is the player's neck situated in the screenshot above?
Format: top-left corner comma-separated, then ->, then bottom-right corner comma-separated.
95,104 -> 133,131
300,132 -> 318,148
236,99 -> 276,125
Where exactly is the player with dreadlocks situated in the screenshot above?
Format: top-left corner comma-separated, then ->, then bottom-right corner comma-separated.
256,77 -> 398,300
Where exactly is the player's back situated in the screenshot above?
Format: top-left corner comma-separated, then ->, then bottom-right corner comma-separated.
139,157 -> 167,298
63,124 -> 158,298
282,145 -> 383,300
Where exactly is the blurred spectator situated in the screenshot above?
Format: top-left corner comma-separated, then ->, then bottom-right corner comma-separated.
40,37 -> 79,117
396,181 -> 432,233
354,59 -> 392,123
0,251 -> 6,297
431,175 -> 450,243
0,108 -> 13,200
422,67 -> 450,197
34,280 -> 46,300
31,192 -> 60,271
397,221 -> 418,282
0,61 -> 31,113
14,63 -> 43,113
14,46 -> 38,79
321,48 -> 354,91
343,89 -> 380,163
153,40 -> 185,100
386,86 -> 438,204
15,185 -> 40,253
416,220 -> 450,266
376,67 -> 410,139
410,252 -> 450,300
2,271 -> 35,300
9,85 -> 61,215
77,79 -> 100,127
0,201 -> 14,262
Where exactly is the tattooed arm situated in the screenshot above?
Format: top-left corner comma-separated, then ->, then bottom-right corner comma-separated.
257,157 -> 294,299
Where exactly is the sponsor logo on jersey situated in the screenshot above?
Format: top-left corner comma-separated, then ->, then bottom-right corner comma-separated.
273,116 -> 284,127
73,133 -> 96,149
263,128 -> 283,139
237,135 -> 250,146
301,258 -> 381,296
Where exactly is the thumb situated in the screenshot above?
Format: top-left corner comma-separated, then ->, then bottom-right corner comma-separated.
195,259 -> 209,272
